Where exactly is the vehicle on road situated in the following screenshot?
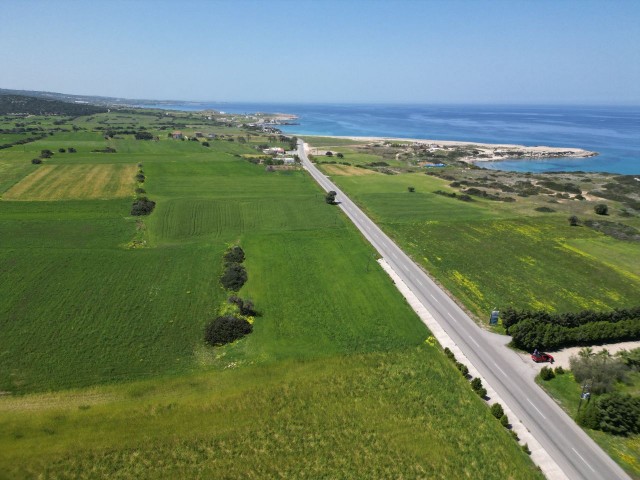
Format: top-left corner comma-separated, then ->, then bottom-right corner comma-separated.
531,352 -> 554,363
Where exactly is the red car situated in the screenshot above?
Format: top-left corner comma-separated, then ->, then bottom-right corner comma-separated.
531,352 -> 554,363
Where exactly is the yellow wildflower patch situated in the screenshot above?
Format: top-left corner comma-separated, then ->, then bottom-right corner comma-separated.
450,270 -> 484,301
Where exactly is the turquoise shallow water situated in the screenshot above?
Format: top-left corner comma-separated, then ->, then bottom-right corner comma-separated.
144,102 -> 640,174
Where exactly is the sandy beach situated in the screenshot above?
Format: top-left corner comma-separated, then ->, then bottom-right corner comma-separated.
299,134 -> 598,163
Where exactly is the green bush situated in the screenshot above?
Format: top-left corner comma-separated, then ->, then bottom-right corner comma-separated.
130,197 -> 156,216
471,377 -> 483,391
220,263 -> 248,291
204,315 -> 252,346
490,403 -> 504,419
554,366 -> 565,375
594,203 -> 609,215
224,246 -> 245,264
576,401 -> 600,430
539,366 -> 555,381
597,393 -> 640,436
443,347 -> 455,360
522,443 -> 531,455
456,362 -> 469,376
500,414 -> 510,428
325,191 -> 337,204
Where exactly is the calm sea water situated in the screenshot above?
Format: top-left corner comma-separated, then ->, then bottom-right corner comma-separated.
144,102 -> 640,174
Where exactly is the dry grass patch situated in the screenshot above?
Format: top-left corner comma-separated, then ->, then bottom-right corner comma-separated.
322,164 -> 379,176
3,164 -> 137,200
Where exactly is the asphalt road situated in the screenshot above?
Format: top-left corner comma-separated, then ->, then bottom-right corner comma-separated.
298,141 -> 630,480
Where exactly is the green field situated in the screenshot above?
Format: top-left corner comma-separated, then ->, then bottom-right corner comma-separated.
0,111 -> 542,478
319,168 -> 640,319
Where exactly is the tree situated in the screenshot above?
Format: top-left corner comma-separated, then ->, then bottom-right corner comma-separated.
594,204 -> 608,215
204,315 -> 252,346
135,131 -> 154,140
570,353 -> 628,394
40,149 -> 53,158
220,263 -> 248,291
408,186 -> 415,193
325,151 -> 333,157
569,215 -> 579,226
58,148 -> 66,153
68,147 -> 77,153
130,197 -> 156,216
224,245 -> 245,264
325,191 -> 337,204
336,153 -> 344,159
490,403 -> 504,419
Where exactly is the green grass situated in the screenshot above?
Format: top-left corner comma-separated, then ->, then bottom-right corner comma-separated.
326,170 -> 640,318
539,373 -> 640,479
0,111 -> 544,478
0,347 -> 542,480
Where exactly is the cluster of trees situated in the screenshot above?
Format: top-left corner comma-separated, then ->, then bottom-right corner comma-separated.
433,190 -> 473,202
0,134 -> 47,150
220,245 -> 248,291
134,131 -> 155,140
578,393 -> 640,436
205,247 -> 256,347
0,94 -> 107,116
130,164 -> 155,216
503,307 -> 640,351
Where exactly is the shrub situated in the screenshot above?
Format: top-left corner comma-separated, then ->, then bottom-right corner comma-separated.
534,206 -> 555,213
570,353 -> 628,394
471,377 -> 483,391
490,403 -> 505,419
594,204 -> 609,215
135,187 -> 146,194
40,149 -> 53,158
540,366 -> 555,381
569,215 -> 579,226
68,147 -> 76,153
408,186 -> 415,192
597,393 -> 640,436
476,387 -> 487,398
204,315 -> 252,346
554,366 -> 565,375
224,246 -> 245,264
135,131 -> 154,140
576,401 -> 600,430
510,429 -> 519,441
58,148 -> 66,153
202,141 -> 210,147
135,173 -> 146,183
130,197 -> 156,216
444,347 -> 455,360
522,443 -> 531,455
31,158 -> 42,164
325,191 -> 337,204
456,362 -> 469,376
220,263 -> 247,291
500,414 -> 510,428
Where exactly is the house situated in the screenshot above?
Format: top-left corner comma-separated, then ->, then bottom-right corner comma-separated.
262,147 -> 285,155
195,132 -> 204,138
207,133 -> 217,139
172,130 -> 183,139
282,157 -> 295,165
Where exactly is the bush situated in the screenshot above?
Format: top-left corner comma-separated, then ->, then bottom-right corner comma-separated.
471,377 -> 483,391
135,173 -> 146,183
220,263 -> 247,291
576,401 -> 600,430
68,147 -> 76,153
130,197 -> 156,216
58,148 -> 66,153
408,186 -> 415,193
204,315 -> 252,346
596,393 -> 640,436
31,158 -> 42,164
500,414 -> 510,428
594,204 -> 609,215
202,141 -> 210,147
554,366 -> 565,375
522,443 -> 531,455
135,131 -> 154,140
569,215 -> 579,226
540,366 -> 555,381
570,353 -> 628,394
325,191 -> 337,204
224,245 -> 245,264
490,403 -> 505,419
456,362 -> 469,376
444,347 -> 455,360
509,429 -> 519,441
135,187 -> 146,194
476,387 -> 487,398
40,149 -> 53,158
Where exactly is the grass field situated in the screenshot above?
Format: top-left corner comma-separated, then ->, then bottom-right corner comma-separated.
320,168 -> 640,319
3,164 -> 137,200
0,111 -> 544,478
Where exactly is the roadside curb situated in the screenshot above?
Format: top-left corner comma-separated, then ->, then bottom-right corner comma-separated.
378,258 -> 569,480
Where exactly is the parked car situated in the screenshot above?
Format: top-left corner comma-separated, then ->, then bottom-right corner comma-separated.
531,352 -> 554,363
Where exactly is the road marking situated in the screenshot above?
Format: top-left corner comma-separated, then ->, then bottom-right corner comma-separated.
446,312 -> 457,323
430,293 -> 440,304
468,335 -> 480,348
416,279 -> 424,287
492,361 -> 507,377
571,448 -> 596,473
526,399 -> 547,419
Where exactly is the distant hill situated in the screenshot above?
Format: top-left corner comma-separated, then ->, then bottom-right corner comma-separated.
0,94 -> 108,116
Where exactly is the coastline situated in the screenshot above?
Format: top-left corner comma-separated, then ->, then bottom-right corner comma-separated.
297,134 -> 598,164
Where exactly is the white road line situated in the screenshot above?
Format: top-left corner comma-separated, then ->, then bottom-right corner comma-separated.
429,293 -> 440,304
446,312 -> 458,323
492,362 -> 508,377
526,398 -> 547,419
571,448 -> 596,472
416,279 -> 424,287
468,335 -> 480,348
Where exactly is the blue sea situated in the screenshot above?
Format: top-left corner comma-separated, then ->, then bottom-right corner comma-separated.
144,102 -> 640,174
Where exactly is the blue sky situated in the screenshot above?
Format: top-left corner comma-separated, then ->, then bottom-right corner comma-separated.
2,0 -> 639,104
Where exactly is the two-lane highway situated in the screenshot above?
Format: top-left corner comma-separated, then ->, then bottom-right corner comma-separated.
298,140 -> 630,480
